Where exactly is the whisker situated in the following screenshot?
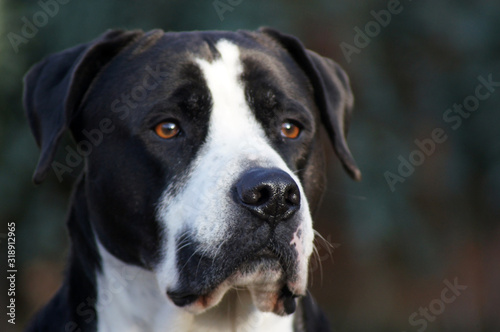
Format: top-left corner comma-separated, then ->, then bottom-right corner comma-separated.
195,246 -> 212,277
178,246 -> 202,275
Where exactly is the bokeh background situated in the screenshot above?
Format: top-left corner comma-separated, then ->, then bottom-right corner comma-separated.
1,0 -> 499,331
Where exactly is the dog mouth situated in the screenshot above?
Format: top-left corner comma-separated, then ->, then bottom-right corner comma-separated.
167,284 -> 299,316
166,249 -> 304,315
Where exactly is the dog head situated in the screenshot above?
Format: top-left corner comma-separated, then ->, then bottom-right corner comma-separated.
24,28 -> 360,316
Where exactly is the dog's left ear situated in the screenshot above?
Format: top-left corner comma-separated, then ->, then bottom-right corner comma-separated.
260,27 -> 361,181
23,29 -> 145,184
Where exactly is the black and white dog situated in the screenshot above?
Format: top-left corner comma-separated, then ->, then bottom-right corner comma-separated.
23,28 -> 360,332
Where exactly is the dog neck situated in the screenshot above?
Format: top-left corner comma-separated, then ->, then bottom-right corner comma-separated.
95,242 -> 295,332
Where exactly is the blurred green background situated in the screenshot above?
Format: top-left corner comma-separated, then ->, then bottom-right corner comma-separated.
1,0 -> 499,331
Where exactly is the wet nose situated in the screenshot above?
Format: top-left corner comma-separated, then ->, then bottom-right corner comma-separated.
235,168 -> 300,224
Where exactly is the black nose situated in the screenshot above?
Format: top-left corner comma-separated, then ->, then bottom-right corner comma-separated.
235,168 -> 300,223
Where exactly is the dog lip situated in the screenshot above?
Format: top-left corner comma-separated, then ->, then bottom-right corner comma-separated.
241,248 -> 279,267
166,290 -> 200,307
252,248 -> 276,260
280,285 -> 298,315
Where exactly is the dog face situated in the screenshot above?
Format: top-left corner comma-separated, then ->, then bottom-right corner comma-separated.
24,29 -> 360,317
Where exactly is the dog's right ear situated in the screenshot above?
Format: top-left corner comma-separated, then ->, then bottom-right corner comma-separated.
23,29 -> 144,184
259,27 -> 361,181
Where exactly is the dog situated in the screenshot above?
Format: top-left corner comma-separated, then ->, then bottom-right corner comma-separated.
23,27 -> 360,332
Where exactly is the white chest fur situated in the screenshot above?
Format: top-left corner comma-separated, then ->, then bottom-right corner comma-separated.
95,242 -> 294,332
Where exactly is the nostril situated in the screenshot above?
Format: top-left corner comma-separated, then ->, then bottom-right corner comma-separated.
286,186 -> 300,206
239,187 -> 261,205
238,184 -> 271,206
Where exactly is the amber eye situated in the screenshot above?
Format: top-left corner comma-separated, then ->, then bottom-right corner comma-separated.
154,121 -> 180,139
281,121 -> 301,139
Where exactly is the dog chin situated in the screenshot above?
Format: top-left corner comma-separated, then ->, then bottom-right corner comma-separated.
173,259 -> 306,316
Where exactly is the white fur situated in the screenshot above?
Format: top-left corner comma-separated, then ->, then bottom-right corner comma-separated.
95,241 -> 193,332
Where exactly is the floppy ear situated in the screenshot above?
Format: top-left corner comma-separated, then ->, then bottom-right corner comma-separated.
23,29 -> 144,184
260,27 -> 361,181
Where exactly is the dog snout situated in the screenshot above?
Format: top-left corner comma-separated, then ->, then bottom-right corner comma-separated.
235,168 -> 300,224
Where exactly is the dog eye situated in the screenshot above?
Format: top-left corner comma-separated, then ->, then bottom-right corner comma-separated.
281,121 -> 301,139
154,121 -> 180,139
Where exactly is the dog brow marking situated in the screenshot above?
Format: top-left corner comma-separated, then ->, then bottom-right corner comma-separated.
195,40 -> 268,146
